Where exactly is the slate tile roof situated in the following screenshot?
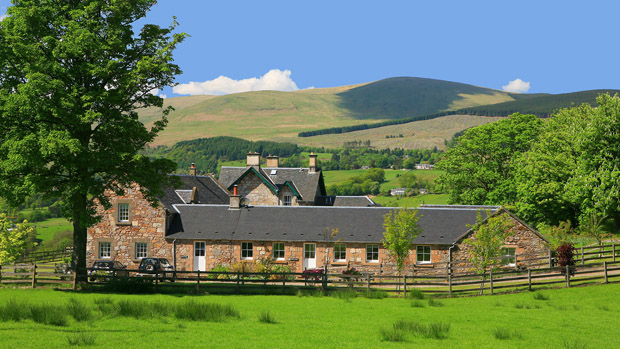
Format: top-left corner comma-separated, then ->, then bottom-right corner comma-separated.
158,175 -> 230,211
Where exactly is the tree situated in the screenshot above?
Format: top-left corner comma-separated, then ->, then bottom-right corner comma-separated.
436,114 -> 542,206
463,211 -> 513,294
382,209 -> 422,274
0,214 -> 36,265
579,213 -> 610,249
0,1 -> 186,279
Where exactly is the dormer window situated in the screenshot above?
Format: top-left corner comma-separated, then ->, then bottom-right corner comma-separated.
282,195 -> 292,206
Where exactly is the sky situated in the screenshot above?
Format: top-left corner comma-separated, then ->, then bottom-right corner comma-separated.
2,0 -> 620,97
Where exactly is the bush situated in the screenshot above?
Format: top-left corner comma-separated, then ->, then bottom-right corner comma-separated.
102,277 -> 154,294
258,310 -> 277,324
208,264 -> 231,280
556,243 -> 575,275
67,299 -> 92,322
67,333 -> 96,346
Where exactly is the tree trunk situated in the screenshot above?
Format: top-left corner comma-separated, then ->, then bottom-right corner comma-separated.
479,273 -> 486,295
72,193 -> 88,283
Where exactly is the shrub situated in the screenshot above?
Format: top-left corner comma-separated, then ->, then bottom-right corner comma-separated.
209,264 -> 231,280
0,298 -> 28,322
29,304 -> 68,326
173,300 -> 240,322
533,292 -> 549,301
427,298 -> 444,307
556,243 -> 575,275
258,310 -> 277,324
102,277 -> 154,294
270,265 -> 294,280
67,333 -> 96,346
67,299 -> 92,322
407,288 -> 425,300
302,269 -> 324,283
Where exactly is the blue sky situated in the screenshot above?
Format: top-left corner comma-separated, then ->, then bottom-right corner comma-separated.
2,0 -> 620,97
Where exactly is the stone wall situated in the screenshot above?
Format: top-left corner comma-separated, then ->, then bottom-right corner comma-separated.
87,184 -> 173,268
236,172 -> 279,206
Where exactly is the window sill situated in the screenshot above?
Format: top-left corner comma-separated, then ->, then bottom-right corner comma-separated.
363,261 -> 380,265
331,262 -> 347,266
415,263 -> 434,268
116,221 -> 131,226
273,260 -> 288,264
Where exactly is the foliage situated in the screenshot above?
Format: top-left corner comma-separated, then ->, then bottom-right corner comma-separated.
0,214 -> 36,264
342,267 -> 361,276
209,264 -> 231,280
463,212 -> 513,276
328,168 -> 385,195
382,209 -> 422,274
101,277 -> 154,294
556,243 -> 575,274
302,268 -> 324,282
579,213 -> 610,246
436,113 -> 543,205
537,221 -> 576,250
0,0 -> 186,278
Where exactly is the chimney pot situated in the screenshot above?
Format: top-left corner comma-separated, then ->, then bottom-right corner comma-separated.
309,152 -> 318,173
189,162 -> 197,176
266,155 -> 279,168
246,152 -> 261,169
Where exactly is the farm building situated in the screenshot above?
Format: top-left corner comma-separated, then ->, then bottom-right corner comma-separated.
86,153 -> 548,275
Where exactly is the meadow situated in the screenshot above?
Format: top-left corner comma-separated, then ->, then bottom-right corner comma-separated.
0,283 -> 618,348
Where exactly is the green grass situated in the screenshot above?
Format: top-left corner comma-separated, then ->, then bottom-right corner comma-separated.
0,284 -> 619,347
26,217 -> 72,243
373,193 -> 450,207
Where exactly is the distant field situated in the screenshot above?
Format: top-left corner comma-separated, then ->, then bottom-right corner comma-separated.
26,217 -> 72,243
0,284 -> 619,347
323,169 -> 443,189
275,115 -> 504,150
373,194 -> 450,207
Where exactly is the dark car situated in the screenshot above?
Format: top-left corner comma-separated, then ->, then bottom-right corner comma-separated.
137,258 -> 174,280
88,260 -> 128,282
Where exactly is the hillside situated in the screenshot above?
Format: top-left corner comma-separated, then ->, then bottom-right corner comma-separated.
139,77 -> 519,146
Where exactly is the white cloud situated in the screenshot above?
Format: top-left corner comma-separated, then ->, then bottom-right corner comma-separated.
502,78 -> 530,93
1,14 -> 7,21
148,88 -> 167,99
173,69 -> 299,95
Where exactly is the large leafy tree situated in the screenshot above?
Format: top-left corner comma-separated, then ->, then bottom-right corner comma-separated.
382,208 -> 422,274
0,214 -> 36,265
0,1 -> 186,278
436,113 -> 542,206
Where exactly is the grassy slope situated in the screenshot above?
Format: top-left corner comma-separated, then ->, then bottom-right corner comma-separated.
1,284 -> 618,348
139,78 -> 517,147
26,217 -> 72,243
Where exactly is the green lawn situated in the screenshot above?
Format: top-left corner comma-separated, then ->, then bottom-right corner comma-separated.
0,284 -> 618,348
26,217 -> 72,243
373,193 -> 450,207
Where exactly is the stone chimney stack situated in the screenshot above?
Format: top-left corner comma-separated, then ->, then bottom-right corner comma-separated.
309,152 -> 318,173
189,163 -> 197,176
266,155 -> 279,168
229,185 -> 241,209
190,186 -> 198,204
246,152 -> 261,169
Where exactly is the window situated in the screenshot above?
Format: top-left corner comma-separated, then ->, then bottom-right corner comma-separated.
417,246 -> 431,264
135,242 -> 148,259
501,247 -> 516,266
282,195 -> 292,206
241,242 -> 253,259
273,242 -> 285,260
99,242 -> 111,259
334,244 -> 347,262
366,244 -> 379,262
118,203 -> 129,222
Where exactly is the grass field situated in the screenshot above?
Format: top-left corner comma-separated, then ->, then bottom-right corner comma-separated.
26,217 -> 72,243
373,194 -> 450,207
0,283 -> 618,348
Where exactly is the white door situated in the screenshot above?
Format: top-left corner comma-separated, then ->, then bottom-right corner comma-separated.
303,243 -> 316,269
194,241 -> 206,271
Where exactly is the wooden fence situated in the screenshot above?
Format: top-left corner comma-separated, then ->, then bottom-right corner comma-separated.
0,262 -> 74,288
17,247 -> 74,264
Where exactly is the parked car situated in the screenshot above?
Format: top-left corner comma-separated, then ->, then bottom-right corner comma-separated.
137,258 -> 175,280
88,260 -> 128,282
54,263 -> 73,281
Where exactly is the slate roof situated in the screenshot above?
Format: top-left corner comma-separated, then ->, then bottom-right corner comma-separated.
218,166 -> 324,202
158,175 -> 230,211
166,205 -> 501,245
316,196 -> 380,207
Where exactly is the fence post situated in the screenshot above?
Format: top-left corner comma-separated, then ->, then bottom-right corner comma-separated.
322,269 -> 327,291
548,253 -> 553,268
196,270 -> 201,293
236,271 -> 240,293
72,267 -> 77,290
155,272 -> 159,291
565,265 -> 570,288
581,247 -> 584,265
367,274 -> 371,293
282,271 -> 286,295
448,274 -> 452,298
613,244 -> 616,262
403,275 -> 407,298
489,270 -> 493,295
528,269 -> 532,291
31,263 -> 36,288
604,262 -> 608,284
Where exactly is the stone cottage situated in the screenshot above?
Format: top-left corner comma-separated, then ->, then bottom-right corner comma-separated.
86,153 -> 549,275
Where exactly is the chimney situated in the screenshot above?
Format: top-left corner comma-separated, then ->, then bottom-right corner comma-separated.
229,185 -> 241,209
309,152 -> 318,173
189,163 -> 196,176
266,155 -> 279,168
246,152 -> 261,169
190,186 -> 198,204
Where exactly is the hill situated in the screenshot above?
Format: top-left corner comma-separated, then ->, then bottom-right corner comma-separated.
139,77 -> 519,146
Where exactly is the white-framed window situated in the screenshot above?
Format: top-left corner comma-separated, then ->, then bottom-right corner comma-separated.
99,242 -> 111,259
273,242 -> 285,260
118,203 -> 129,222
366,244 -> 379,262
241,242 -> 253,260
334,244 -> 347,262
282,195 -> 292,206
135,242 -> 148,259
416,246 -> 431,264
501,247 -> 516,266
